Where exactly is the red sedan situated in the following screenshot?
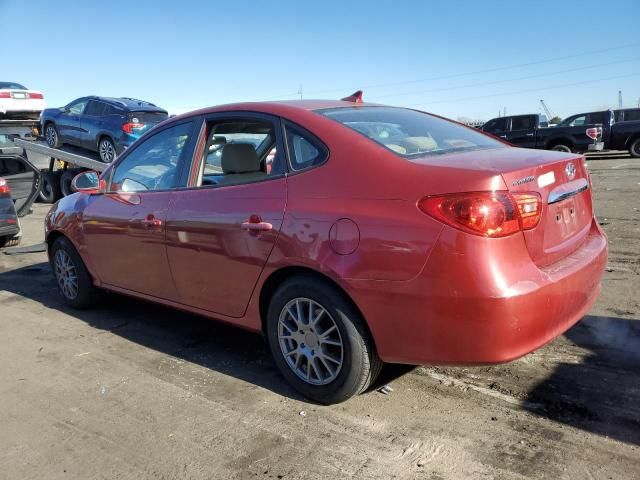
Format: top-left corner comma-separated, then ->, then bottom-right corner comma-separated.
45,96 -> 607,403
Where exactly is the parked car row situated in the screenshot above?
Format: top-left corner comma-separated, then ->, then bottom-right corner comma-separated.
482,108 -> 640,157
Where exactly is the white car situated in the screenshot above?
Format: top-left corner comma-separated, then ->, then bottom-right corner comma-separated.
0,82 -> 46,119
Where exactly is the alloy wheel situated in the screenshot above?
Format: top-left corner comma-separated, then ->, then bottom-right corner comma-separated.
277,297 -> 344,386
45,126 -> 57,147
54,249 -> 79,300
99,139 -> 115,163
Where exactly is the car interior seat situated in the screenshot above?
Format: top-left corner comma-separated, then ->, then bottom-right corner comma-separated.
215,143 -> 266,186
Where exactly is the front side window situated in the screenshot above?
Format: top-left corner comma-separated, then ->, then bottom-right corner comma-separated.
482,117 -> 507,133
110,122 -> 193,192
67,99 -> 88,115
195,119 -> 283,187
320,107 -> 503,157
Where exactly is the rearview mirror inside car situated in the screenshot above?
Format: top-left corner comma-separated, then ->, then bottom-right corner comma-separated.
71,171 -> 102,194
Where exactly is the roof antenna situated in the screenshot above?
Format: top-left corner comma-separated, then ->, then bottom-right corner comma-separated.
341,90 -> 363,104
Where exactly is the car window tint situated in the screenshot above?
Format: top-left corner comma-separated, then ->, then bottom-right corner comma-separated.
624,110 -> 640,121
511,116 -> 535,131
483,118 -> 506,133
196,119 -> 283,187
587,112 -> 606,124
68,99 -> 88,115
84,101 -> 106,116
284,123 -> 328,171
110,122 -> 193,192
104,105 -> 120,116
320,107 -> 502,157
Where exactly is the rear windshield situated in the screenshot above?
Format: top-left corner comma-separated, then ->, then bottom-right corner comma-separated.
0,82 -> 27,90
318,106 -> 503,157
128,111 -> 168,124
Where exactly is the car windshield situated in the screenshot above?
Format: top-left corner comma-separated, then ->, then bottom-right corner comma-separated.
0,82 -> 28,90
318,106 -> 503,157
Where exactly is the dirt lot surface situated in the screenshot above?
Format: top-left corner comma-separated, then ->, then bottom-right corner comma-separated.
1,152 -> 639,479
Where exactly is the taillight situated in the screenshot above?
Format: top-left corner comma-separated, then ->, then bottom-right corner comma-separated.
28,92 -> 44,99
418,191 -> 541,238
122,122 -> 144,134
512,192 -> 542,230
585,127 -> 601,140
0,91 -> 10,98
0,178 -> 10,196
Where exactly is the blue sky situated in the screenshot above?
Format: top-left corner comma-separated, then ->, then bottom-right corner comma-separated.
2,0 -> 639,120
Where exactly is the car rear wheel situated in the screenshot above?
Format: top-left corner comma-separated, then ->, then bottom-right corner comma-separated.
50,236 -> 99,309
98,137 -> 116,163
266,275 -> 382,404
39,171 -> 62,203
45,123 -> 61,148
629,138 -> 640,158
550,143 -> 573,153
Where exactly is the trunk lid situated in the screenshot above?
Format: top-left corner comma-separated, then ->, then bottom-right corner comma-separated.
499,151 -> 592,267
410,146 -> 593,266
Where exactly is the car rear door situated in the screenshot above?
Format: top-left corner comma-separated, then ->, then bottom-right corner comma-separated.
506,115 -> 537,148
79,100 -> 106,150
81,119 -> 197,300
164,112 -> 287,318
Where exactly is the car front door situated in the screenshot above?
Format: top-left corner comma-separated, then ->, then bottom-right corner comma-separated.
57,98 -> 88,146
506,115 -> 537,148
81,119 -> 197,300
164,113 -> 287,319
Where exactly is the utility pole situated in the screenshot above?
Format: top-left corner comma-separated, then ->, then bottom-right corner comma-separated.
503,107 -> 507,117
297,85 -> 303,100
618,90 -> 623,108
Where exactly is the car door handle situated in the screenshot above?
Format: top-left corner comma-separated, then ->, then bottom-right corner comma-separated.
526,133 -> 535,137
499,135 -> 507,139
241,221 -> 273,231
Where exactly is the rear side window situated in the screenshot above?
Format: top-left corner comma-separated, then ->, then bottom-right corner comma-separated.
128,111 -> 169,124
320,107 -> 503,157
587,112 -> 607,125
511,116 -> 535,131
84,101 -> 106,116
622,109 -> 640,122
104,105 -> 122,116
284,123 -> 328,171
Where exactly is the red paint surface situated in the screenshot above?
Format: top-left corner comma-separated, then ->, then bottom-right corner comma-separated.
45,100 -> 607,365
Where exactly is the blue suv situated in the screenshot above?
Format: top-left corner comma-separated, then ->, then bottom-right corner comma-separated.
41,96 -> 168,163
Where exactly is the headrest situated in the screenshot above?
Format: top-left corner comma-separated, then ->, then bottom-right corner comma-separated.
221,143 -> 260,174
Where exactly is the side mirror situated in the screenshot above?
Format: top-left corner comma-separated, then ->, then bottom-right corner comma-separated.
71,171 -> 102,194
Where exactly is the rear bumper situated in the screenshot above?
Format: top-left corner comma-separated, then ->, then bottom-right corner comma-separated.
348,218 -> 608,365
0,99 -> 46,114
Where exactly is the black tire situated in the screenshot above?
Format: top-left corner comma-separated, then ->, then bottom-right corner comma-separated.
0,235 -> 21,248
50,236 -> 99,309
266,275 -> 382,404
44,122 -> 62,148
60,170 -> 76,197
629,138 -> 640,158
98,137 -> 116,163
550,143 -> 573,153
39,171 -> 62,203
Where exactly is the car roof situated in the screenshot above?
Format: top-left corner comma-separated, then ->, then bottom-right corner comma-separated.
87,96 -> 167,112
171,99 -> 382,121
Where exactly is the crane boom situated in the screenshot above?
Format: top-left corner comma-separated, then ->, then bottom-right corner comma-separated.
540,99 -> 554,119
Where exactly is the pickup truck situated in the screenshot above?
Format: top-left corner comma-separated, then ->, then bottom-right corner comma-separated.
482,110 -> 640,157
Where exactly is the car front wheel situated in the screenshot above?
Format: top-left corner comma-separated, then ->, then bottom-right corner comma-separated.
45,123 -> 61,148
267,275 -> 382,404
50,236 -> 99,309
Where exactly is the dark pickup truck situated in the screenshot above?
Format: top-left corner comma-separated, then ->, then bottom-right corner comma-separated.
482,110 -> 640,157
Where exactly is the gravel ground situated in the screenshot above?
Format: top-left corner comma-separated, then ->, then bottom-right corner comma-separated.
0,151 -> 638,479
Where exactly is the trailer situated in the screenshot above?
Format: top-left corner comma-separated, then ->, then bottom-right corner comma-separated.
13,138 -> 107,202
